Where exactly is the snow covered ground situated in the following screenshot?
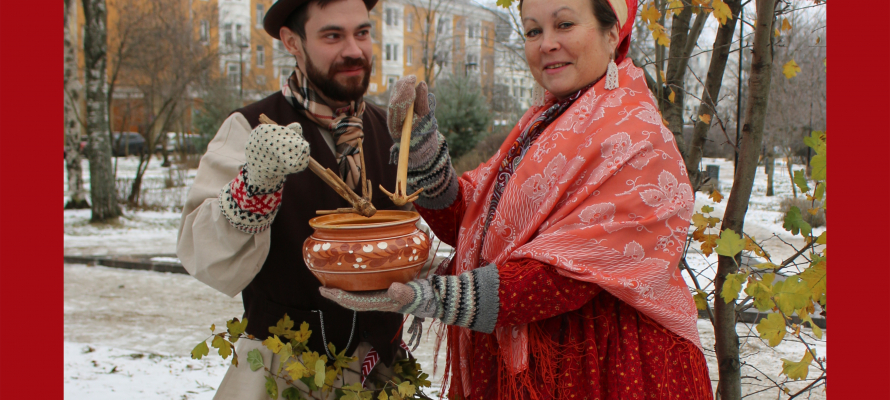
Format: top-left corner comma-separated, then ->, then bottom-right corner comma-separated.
64,156 -> 826,399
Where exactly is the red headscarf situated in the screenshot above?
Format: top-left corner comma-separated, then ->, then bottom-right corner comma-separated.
608,0 -> 638,64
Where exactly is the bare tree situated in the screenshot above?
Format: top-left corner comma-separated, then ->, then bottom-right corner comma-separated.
82,0 -> 122,221
109,0 -> 218,205
713,1 -> 775,398
65,0 -> 89,209
404,0 -> 458,86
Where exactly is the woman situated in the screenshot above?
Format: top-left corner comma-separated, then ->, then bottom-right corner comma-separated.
321,0 -> 713,397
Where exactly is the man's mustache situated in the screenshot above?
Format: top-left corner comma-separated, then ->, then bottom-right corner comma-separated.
330,57 -> 370,72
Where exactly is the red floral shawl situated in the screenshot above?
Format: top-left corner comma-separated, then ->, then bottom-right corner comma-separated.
451,59 -> 701,377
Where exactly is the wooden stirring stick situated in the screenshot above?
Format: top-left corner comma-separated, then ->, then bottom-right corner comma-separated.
258,114 -> 376,217
379,96 -> 424,206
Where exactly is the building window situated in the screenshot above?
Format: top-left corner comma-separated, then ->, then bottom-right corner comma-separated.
385,8 -> 399,27
386,75 -> 399,88
256,4 -> 264,27
224,23 -> 233,46
200,20 -> 209,43
384,44 -> 398,61
228,64 -> 240,87
405,13 -> 413,32
466,54 -> 478,72
406,46 -> 413,66
437,17 -> 449,35
468,22 -> 477,39
256,45 -> 265,67
235,24 -> 243,45
280,67 -> 291,88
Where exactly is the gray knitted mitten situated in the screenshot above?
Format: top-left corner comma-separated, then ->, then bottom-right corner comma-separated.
387,76 -> 458,210
319,264 -> 501,334
219,122 -> 310,234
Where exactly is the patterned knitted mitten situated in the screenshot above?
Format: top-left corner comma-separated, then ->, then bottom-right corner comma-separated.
321,264 -> 501,334
219,122 -> 309,234
387,75 -> 458,209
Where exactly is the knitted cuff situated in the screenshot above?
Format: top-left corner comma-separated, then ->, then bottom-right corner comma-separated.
391,131 -> 459,210
399,279 -> 441,319
218,165 -> 284,234
410,264 -> 499,334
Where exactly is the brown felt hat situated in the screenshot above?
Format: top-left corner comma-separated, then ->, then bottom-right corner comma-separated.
263,0 -> 379,40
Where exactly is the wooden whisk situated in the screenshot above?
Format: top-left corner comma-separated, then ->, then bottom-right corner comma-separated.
379,94 -> 424,206
258,114 -> 376,217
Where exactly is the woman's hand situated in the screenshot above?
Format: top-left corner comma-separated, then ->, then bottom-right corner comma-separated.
319,282 -> 416,313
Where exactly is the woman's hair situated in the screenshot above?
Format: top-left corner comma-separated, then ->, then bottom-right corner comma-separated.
519,0 -> 619,34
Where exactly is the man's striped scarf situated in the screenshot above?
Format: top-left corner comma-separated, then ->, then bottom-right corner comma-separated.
282,67 -> 366,189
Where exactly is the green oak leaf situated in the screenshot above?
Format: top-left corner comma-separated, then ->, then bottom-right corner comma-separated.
265,375 -> 279,399
792,170 -> 810,194
314,359 -> 326,388
810,153 -> 826,181
191,341 -> 209,360
226,317 -> 248,343
715,229 -> 746,257
781,350 -> 814,380
756,313 -> 787,347
282,387 -> 303,400
772,277 -> 811,316
247,349 -> 264,371
743,273 -> 775,312
783,206 -> 812,237
721,272 -> 748,303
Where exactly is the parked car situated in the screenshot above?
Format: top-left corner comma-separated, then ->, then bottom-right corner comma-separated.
112,132 -> 145,157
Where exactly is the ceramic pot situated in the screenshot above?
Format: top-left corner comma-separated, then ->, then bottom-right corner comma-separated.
303,210 -> 430,291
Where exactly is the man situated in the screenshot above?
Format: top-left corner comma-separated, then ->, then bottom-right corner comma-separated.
177,0 -> 407,397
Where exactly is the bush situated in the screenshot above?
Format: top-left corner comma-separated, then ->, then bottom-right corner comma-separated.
778,196 -> 825,228
434,75 -> 492,160
452,126 -> 512,175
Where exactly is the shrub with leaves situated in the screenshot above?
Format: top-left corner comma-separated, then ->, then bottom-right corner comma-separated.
684,131 -> 826,396
191,314 -> 433,400
433,75 -> 492,160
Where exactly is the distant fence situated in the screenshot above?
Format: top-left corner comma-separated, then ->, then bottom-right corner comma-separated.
115,166 -> 193,209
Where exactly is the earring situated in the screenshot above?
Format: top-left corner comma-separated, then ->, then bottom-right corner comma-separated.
605,54 -> 619,90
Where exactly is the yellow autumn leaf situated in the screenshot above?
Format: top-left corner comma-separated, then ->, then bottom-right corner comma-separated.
666,0 -> 683,16
781,18 -> 792,31
693,289 -> 709,311
285,359 -> 308,380
641,3 -> 661,25
699,233 -> 719,256
756,313 -> 787,347
774,28 -> 780,37
659,70 -> 666,82
712,0 -> 733,25
262,335 -> 285,354
783,59 -> 802,79
709,190 -> 723,203
816,36 -> 821,44
668,88 -> 676,103
800,313 -> 823,339
292,321 -> 312,343
699,114 -> 711,124
781,350 -> 814,380
649,22 -> 670,46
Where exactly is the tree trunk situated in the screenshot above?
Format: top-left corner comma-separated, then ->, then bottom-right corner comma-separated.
765,153 -> 774,196
684,0 -> 743,190
713,1 -> 775,399
662,4 -> 693,154
82,0 -> 122,222
785,153 -> 796,198
64,0 -> 89,209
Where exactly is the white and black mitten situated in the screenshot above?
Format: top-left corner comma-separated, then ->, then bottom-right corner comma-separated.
219,122 -> 310,234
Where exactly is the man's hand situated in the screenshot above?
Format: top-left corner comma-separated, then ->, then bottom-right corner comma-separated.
218,122 -> 310,234
244,122 -> 310,194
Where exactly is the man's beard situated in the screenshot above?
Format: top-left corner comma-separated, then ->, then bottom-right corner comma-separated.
303,50 -> 371,103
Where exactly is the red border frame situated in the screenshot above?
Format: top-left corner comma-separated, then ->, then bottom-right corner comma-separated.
0,1 -> 887,398
831,0 -> 890,398
0,1 -> 64,397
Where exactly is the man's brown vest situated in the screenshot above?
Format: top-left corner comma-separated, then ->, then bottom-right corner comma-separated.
236,92 -> 403,365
